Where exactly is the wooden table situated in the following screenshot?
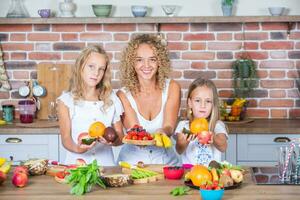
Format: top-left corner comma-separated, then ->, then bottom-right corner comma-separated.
1,168 -> 300,200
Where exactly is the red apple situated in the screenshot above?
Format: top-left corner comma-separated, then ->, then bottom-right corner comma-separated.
12,172 -> 28,187
221,169 -> 231,177
13,166 -> 28,175
197,131 -> 212,145
0,171 -> 7,185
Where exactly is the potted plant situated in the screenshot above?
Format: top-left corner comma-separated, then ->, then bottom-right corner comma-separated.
232,53 -> 258,98
221,0 -> 235,16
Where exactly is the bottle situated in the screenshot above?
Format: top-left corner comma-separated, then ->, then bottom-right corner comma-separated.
6,0 -> 30,18
59,0 -> 76,17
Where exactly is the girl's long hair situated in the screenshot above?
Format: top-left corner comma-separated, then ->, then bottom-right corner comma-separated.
69,45 -> 112,110
186,78 -> 220,132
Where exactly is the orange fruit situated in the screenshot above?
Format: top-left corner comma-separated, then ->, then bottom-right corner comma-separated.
190,118 -> 209,134
88,121 -> 106,138
189,165 -> 212,187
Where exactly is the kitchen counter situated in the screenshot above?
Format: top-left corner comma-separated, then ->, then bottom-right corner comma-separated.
227,119 -> 300,134
0,119 -> 299,135
0,120 -> 59,135
1,167 -> 299,200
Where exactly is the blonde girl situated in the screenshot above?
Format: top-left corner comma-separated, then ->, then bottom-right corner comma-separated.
175,78 -> 228,166
57,45 -> 123,166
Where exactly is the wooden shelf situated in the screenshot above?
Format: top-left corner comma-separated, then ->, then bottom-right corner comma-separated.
0,16 -> 299,24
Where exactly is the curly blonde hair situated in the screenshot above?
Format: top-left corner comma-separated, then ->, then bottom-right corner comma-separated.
120,34 -> 170,93
69,45 -> 112,110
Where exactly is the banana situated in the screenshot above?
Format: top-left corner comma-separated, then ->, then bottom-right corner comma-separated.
0,120 -> 6,125
232,98 -> 246,107
211,167 -> 219,182
0,161 -> 12,174
184,172 -> 191,181
154,133 -> 164,147
118,161 -> 132,169
161,134 -> 172,148
0,158 -> 6,167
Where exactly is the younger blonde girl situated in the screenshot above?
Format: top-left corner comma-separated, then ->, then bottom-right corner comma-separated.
175,78 -> 228,166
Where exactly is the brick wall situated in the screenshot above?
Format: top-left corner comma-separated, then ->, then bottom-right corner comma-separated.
0,22 -> 299,118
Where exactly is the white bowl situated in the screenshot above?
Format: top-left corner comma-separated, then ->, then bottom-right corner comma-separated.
268,7 -> 285,16
162,5 -> 177,17
131,5 -> 148,17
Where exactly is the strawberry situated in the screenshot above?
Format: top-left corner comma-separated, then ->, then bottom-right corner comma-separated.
142,136 -> 149,140
132,135 -> 138,140
125,135 -> 132,139
137,136 -> 143,140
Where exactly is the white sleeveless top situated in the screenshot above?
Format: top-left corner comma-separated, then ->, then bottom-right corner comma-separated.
57,91 -> 123,166
117,79 -> 180,165
175,120 -> 228,166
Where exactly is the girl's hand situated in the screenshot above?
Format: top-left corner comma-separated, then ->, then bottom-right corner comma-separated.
197,131 -> 213,145
208,132 -> 214,144
177,132 -> 196,144
98,136 -> 114,146
77,141 -> 97,153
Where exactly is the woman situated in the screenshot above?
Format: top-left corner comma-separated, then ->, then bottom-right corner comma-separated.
117,34 -> 181,165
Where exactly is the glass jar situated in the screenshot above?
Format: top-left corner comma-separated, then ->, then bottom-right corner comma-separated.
278,139 -> 300,183
6,0 -> 30,18
18,100 -> 36,123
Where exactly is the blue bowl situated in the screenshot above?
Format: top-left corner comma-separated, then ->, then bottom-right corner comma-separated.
199,189 -> 224,200
131,5 -> 147,17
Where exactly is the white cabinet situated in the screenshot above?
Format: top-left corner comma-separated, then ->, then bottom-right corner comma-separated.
236,134 -> 300,166
223,134 -> 237,165
0,134 -> 59,164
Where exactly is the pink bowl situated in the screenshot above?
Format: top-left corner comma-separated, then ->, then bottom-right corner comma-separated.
163,166 -> 184,180
182,163 -> 194,170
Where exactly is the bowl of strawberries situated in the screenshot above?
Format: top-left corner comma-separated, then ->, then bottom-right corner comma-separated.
122,125 -> 155,146
199,181 -> 224,200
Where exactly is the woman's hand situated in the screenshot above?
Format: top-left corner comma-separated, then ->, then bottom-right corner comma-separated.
77,139 -> 97,153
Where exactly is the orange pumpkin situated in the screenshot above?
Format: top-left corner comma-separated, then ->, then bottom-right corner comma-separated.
190,118 -> 209,134
189,165 -> 212,187
88,121 -> 106,138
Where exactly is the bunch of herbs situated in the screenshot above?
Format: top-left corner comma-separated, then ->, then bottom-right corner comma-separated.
67,159 -> 106,195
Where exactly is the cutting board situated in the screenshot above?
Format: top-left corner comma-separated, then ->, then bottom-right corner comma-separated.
37,63 -> 72,119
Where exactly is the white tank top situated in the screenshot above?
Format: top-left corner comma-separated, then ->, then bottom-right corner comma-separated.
121,79 -> 170,133
57,91 -> 123,166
